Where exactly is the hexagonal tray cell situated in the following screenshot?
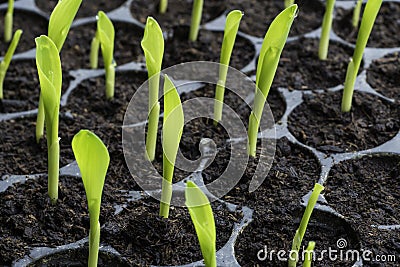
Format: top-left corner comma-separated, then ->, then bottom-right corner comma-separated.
325,154 -> 400,263
61,21 -> 144,71
0,9 -> 47,54
101,195 -> 243,266
333,2 -> 400,48
271,38 -> 359,90
163,26 -> 255,71
130,0 -> 226,28
35,0 -> 126,18
234,208 -> 361,266
367,51 -> 400,102
288,90 -> 399,154
229,0 -> 324,38
0,116 -> 76,176
0,175 -> 118,266
0,59 -> 72,114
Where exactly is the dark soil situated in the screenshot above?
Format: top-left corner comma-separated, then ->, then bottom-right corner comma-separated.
163,26 -> 255,71
102,196 -> 243,266
130,0 -> 226,28
333,2 -> 400,48
0,9 -> 47,54
61,21 -> 144,70
272,38 -> 357,90
288,90 -> 399,154
325,154 -> 400,266
0,59 -> 72,114
235,208 -> 360,266
29,247 -> 130,266
35,0 -> 126,19
367,52 -> 400,102
229,0 -> 324,38
0,175 -> 117,266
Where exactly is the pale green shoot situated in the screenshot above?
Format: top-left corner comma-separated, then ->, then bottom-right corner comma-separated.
352,0 -> 363,28
36,0 -> 82,143
0,29 -> 22,99
341,0 -> 382,112
285,0 -> 295,9
185,181 -> 216,267
96,11 -> 116,99
159,0 -> 168,13
90,30 -> 100,69
159,75 -> 184,218
141,17 -> 164,161
189,0 -> 203,41
319,0 -> 336,60
213,10 -> 243,124
302,241 -> 316,267
247,5 -> 297,157
35,35 -> 62,204
288,183 -> 324,267
4,0 -> 14,42
72,130 -> 109,267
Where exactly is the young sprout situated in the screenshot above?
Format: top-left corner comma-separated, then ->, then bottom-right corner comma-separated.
352,0 -> 363,28
285,0 -> 295,9
185,181 -> 216,267
288,183 -> 324,267
318,0 -> 336,60
4,0 -> 14,42
72,130 -> 109,267
95,11 -> 116,100
159,0 -> 168,13
302,241 -> 316,267
35,35 -> 62,204
141,17 -> 164,161
159,75 -> 184,218
247,5 -> 297,157
0,29 -> 22,99
341,0 -> 382,112
189,0 -> 203,41
36,0 -> 82,143
213,10 -> 243,124
89,30 -> 100,69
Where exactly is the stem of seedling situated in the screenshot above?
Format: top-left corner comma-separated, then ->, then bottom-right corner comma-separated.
36,97 -> 45,143
352,0 -> 363,28
0,29 -> 22,99
288,183 -> 324,267
189,0 -> 203,41
90,30 -> 100,69
213,10 -> 243,125
4,0 -> 14,42
318,0 -> 336,60
302,241 -> 316,267
341,0 -> 382,112
159,0 -> 168,13
146,76 -> 160,161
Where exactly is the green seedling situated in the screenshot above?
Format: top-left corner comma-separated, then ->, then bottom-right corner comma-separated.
213,10 -> 243,124
141,17 -> 164,161
302,241 -> 316,267
247,5 -> 297,157
189,0 -> 203,41
185,181 -> 216,267
36,0 -> 82,143
341,0 -> 382,112
352,0 -> 363,28
4,0 -> 14,42
159,75 -> 184,218
0,29 -> 22,99
159,0 -> 168,13
319,0 -> 336,60
72,130 -> 109,267
288,183 -> 324,267
35,35 -> 62,204
285,0 -> 295,9
90,30 -> 100,69
96,11 -> 116,99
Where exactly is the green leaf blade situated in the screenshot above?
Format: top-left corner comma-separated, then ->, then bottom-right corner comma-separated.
185,181 -> 216,267
220,10 -> 243,66
141,17 -> 164,77
97,11 -> 115,67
